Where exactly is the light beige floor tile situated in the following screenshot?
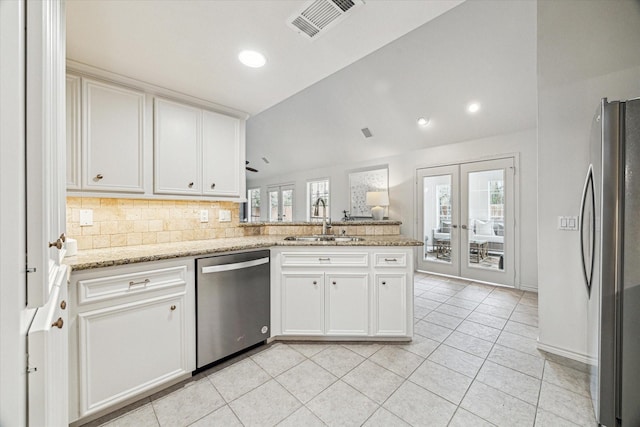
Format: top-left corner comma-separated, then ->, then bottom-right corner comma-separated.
534,408 -> 584,426
229,380 -> 301,427
414,296 -> 442,310
434,303 -> 473,319
369,346 -> 424,378
482,296 -> 518,310
455,288 -> 490,302
443,331 -> 494,358
383,381 -> 456,426
419,291 -> 451,303
287,343 -> 331,358
413,304 -> 433,318
251,344 -> 306,376
456,320 -> 501,343
276,359 -> 337,403
208,358 -> 271,402
101,403 -> 158,427
446,297 -> 481,310
461,381 -> 536,427
514,303 -> 538,315
307,380 -> 378,426
342,360 -> 404,404
362,407 -> 411,427
476,361 -> 541,405
152,379 -> 225,427
538,381 -> 597,427
409,360 -> 472,404
341,343 -> 383,358
510,311 -> 539,327
396,333 -> 440,358
414,319 -> 454,342
503,320 -> 538,340
424,311 -> 464,329
428,344 -> 484,378
473,303 -> 514,319
542,360 -> 591,398
487,344 -> 545,379
467,312 -> 508,329
189,405 -> 242,427
430,286 -> 459,297
496,331 -> 545,358
310,345 -> 365,377
542,351 -> 590,374
449,408 -> 496,427
277,406 -> 325,427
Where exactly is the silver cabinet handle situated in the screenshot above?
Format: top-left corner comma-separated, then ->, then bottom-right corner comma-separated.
318,257 -> 331,261
384,258 -> 397,262
129,278 -> 150,287
95,174 -> 103,180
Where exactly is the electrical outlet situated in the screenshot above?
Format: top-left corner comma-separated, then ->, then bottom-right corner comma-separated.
219,209 -> 231,222
557,216 -> 579,230
200,210 -> 209,223
79,209 -> 93,226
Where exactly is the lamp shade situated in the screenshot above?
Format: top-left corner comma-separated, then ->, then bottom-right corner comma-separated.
365,191 -> 389,207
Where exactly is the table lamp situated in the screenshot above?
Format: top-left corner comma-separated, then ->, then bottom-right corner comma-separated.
366,191 -> 389,220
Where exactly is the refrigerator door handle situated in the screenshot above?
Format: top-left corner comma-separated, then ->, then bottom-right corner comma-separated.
579,164 -> 595,297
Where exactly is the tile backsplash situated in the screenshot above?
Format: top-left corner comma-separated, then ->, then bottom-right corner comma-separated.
66,197 -> 251,250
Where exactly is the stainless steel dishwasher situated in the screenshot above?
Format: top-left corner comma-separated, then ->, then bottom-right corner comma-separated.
195,250 -> 270,370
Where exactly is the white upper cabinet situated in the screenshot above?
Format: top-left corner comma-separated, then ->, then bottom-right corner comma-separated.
154,98 -> 244,198
66,74 -> 81,190
82,78 -> 145,193
154,98 -> 202,195
202,110 -> 241,197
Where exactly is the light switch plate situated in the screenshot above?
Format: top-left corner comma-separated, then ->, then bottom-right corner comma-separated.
80,209 -> 93,226
200,210 -> 209,223
219,209 -> 231,222
557,215 -> 579,231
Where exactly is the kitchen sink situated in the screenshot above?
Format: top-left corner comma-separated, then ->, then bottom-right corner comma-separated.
283,235 -> 365,242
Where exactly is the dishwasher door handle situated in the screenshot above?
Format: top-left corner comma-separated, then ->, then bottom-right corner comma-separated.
201,257 -> 269,274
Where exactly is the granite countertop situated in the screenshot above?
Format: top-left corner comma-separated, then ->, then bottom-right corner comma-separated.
64,235 -> 423,271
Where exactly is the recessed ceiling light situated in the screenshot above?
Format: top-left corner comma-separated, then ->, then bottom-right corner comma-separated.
238,50 -> 266,68
467,102 -> 481,113
417,117 -> 430,127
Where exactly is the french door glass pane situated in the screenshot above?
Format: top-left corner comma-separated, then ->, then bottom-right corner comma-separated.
282,189 -> 293,222
467,169 -> 505,271
423,175 -> 452,264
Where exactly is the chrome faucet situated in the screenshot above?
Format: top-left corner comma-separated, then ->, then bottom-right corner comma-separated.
313,197 -> 330,235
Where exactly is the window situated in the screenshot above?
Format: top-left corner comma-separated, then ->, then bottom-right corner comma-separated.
436,184 -> 451,225
247,188 -> 261,222
267,184 -> 294,222
307,179 -> 330,222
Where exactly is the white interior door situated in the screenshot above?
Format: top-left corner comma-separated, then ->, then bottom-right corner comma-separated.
417,158 -> 516,287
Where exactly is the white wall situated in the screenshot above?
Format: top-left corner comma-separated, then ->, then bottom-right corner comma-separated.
0,1 -> 29,425
537,0 -> 640,361
249,128 -> 538,289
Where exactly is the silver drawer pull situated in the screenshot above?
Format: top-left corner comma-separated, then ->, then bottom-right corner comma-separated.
384,258 -> 398,262
129,278 -> 150,287
318,257 -> 331,261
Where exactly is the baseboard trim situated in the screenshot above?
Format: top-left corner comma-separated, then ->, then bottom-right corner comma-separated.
536,340 -> 595,365
520,284 -> 538,293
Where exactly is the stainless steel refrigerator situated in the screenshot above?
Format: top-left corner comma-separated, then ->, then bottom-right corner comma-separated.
581,98 -> 640,427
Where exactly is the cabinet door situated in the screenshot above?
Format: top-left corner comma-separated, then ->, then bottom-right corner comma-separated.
202,110 -> 241,197
154,98 -> 201,195
66,74 -> 81,190
77,293 -> 188,416
82,78 -> 145,192
281,273 -> 324,335
325,273 -> 369,336
374,274 -> 407,336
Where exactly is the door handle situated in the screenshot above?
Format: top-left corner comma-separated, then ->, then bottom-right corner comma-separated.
461,225 -> 468,230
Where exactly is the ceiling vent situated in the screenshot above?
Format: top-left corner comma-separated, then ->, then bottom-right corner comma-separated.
288,0 -> 364,40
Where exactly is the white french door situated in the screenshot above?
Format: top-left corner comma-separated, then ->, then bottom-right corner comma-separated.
417,158 -> 516,287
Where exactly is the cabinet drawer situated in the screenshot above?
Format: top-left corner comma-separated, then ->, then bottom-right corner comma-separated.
281,252 -> 368,267
374,253 -> 407,268
77,266 -> 187,305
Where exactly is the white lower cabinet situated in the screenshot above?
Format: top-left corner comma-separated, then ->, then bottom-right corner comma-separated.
274,247 -> 413,339
69,259 -> 195,423
326,273 -> 369,336
374,273 -> 407,336
281,273 -> 324,335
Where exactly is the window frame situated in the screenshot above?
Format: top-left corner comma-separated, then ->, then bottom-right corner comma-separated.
306,178 -> 330,222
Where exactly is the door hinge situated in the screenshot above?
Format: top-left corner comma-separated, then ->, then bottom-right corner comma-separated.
26,267 -> 37,273
510,166 -> 516,175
